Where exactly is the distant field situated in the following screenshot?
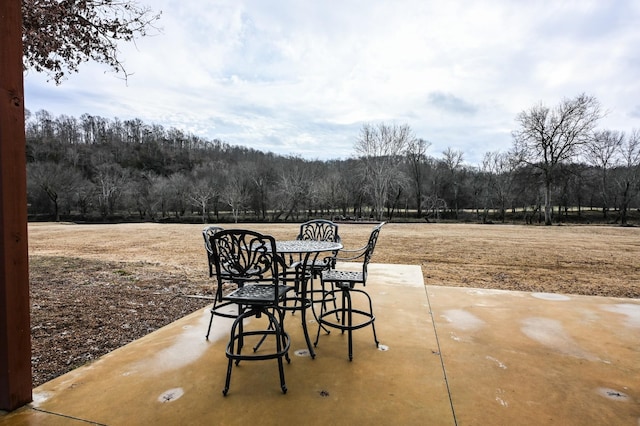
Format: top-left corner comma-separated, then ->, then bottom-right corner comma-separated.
28,222 -> 640,298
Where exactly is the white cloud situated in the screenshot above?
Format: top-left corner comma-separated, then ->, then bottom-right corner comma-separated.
23,0 -> 640,164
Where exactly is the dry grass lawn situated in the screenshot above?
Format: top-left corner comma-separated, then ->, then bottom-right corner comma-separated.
29,221 -> 640,298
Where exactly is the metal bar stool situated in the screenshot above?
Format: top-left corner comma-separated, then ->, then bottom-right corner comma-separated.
209,229 -> 294,395
314,222 -> 385,361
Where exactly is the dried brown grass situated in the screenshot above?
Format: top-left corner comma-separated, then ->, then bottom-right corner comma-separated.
29,221 -> 640,299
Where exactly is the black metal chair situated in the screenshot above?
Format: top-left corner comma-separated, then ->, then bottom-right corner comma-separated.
314,222 -> 385,361
295,219 -> 341,316
296,219 -> 341,272
210,229 -> 294,395
203,225 -> 239,340
297,219 -> 340,245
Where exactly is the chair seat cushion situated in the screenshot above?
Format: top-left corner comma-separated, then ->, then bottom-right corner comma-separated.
322,269 -> 364,284
224,284 -> 293,304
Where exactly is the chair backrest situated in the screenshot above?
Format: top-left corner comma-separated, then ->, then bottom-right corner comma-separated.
210,229 -> 281,300
297,219 -> 340,243
361,222 -> 385,282
203,226 -> 224,277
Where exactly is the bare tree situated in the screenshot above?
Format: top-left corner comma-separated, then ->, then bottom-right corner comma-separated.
442,147 -> 464,218
321,160 -> 357,218
73,178 -> 95,217
166,172 -> 190,218
386,172 -> 410,221
148,174 -> 171,219
482,151 -> 517,222
405,138 -> 431,218
478,159 -> 492,222
615,129 -> 640,225
355,123 -> 415,220
94,163 -> 129,217
583,129 -> 624,218
188,163 -> 220,223
421,194 -> 447,221
27,161 -> 82,221
273,163 -> 308,221
221,164 -> 252,223
22,0 -> 161,84
512,93 -> 601,225
251,174 -> 270,221
188,181 -> 216,224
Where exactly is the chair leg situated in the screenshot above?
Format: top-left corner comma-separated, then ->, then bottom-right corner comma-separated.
222,358 -> 233,396
318,278 -> 339,322
329,281 -> 340,321
314,304 -> 323,347
205,308 -> 215,340
341,288 -> 348,334
276,308 -> 291,364
275,313 -> 287,394
314,288 -> 335,347
313,279 -> 333,333
299,304 -> 316,358
277,356 -> 287,394
365,291 -> 380,348
345,289 -> 354,361
206,296 -> 225,340
236,317 -> 244,365
265,308 -> 288,393
223,314 -> 243,396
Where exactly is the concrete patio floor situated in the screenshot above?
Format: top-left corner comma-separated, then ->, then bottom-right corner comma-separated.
1,263 -> 639,425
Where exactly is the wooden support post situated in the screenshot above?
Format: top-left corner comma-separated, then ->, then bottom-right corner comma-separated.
0,0 -> 33,411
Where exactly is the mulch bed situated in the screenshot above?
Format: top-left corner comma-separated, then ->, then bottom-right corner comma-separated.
29,256 -> 215,387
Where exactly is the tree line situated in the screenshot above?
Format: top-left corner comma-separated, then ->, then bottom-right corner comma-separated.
25,95 -> 640,225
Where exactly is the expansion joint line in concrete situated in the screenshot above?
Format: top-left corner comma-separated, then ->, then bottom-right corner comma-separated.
31,407 -> 108,425
424,285 -> 458,426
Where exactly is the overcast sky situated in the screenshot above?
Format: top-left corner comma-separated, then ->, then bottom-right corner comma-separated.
23,0 -> 640,165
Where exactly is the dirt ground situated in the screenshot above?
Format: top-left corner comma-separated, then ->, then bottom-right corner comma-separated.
27,222 -> 640,386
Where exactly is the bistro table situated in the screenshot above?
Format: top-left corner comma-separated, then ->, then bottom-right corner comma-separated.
274,239 -> 343,359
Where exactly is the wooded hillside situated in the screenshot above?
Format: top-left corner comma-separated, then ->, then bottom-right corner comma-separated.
25,109 -> 640,225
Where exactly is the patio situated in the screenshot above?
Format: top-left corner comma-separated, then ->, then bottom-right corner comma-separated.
1,263 -> 638,425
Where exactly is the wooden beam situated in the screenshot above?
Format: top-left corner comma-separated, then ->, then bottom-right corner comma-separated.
0,0 -> 33,411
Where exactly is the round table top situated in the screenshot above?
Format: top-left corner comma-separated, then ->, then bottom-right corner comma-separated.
275,240 -> 342,253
